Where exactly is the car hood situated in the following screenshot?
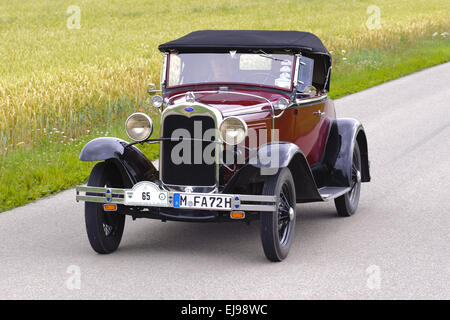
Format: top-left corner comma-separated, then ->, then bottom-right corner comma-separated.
167,88 -> 289,116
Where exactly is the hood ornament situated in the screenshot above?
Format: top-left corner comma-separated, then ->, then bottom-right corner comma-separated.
185,91 -> 196,103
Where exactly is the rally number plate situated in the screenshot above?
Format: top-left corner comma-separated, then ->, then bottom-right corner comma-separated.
124,181 -> 169,207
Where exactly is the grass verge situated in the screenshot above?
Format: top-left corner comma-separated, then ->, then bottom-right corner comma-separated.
331,39 -> 450,98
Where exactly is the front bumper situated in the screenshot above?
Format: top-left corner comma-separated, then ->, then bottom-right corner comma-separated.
75,184 -> 277,212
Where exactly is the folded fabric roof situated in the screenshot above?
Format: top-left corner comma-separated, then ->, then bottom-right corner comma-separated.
159,30 -> 332,91
158,30 -> 330,56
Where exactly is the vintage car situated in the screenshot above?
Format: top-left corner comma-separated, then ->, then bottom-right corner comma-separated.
76,30 -> 370,261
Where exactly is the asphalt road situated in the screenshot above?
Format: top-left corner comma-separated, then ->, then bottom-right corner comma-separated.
1,63 -> 449,299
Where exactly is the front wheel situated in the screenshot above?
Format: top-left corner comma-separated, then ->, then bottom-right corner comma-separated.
260,167 -> 297,262
85,162 -> 125,254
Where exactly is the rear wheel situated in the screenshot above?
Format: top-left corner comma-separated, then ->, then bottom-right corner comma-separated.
334,142 -> 362,217
260,168 -> 296,262
85,162 -> 125,254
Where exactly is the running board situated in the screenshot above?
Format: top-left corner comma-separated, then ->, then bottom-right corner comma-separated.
318,187 -> 351,201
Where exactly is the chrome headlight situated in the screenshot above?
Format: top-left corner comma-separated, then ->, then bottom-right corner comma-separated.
276,97 -> 289,110
125,112 -> 153,142
219,116 -> 248,145
152,95 -> 163,108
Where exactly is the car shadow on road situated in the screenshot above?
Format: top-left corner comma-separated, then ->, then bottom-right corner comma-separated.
117,202 -> 339,262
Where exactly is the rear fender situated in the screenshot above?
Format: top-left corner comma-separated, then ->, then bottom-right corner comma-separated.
322,119 -> 371,187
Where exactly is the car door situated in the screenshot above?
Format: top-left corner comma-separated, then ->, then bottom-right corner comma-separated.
293,100 -> 330,165
293,56 -> 330,165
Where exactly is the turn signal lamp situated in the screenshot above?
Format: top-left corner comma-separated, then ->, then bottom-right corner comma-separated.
103,204 -> 117,212
230,211 -> 245,219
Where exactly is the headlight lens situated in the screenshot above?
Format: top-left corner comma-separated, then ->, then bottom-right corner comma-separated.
152,95 -> 163,108
219,116 -> 248,145
276,97 -> 289,110
125,113 -> 153,141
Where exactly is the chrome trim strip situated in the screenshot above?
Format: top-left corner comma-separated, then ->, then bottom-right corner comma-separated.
224,107 -> 273,117
161,53 -> 167,89
76,195 -> 124,204
323,65 -> 332,91
239,204 -> 276,212
222,102 -> 269,116
293,54 -> 300,90
238,194 -> 276,202
293,94 -> 328,108
76,186 -> 125,194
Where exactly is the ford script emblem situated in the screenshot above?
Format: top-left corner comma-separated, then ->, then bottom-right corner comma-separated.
184,107 -> 194,112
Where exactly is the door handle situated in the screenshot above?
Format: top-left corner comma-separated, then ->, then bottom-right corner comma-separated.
313,110 -> 325,117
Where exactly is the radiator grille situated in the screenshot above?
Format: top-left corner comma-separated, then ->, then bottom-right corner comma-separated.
161,115 -> 216,186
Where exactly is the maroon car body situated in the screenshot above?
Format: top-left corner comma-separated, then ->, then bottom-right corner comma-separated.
76,30 -> 370,261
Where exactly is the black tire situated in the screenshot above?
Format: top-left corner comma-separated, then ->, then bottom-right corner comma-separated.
260,167 -> 296,262
85,162 -> 125,254
334,142 -> 362,217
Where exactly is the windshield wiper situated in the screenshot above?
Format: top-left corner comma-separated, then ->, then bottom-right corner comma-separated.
255,50 -> 289,62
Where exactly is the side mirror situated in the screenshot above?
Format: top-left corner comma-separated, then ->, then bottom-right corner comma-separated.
297,85 -> 317,98
148,83 -> 161,96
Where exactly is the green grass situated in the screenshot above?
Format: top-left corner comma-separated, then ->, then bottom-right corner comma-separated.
0,0 -> 449,212
331,38 -> 450,98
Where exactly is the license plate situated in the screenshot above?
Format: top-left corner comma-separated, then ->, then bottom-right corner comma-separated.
124,181 -> 169,207
173,193 -> 232,210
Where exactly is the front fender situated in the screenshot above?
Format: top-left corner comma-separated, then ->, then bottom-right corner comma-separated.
247,142 -> 302,170
79,137 -> 157,187
79,137 -> 126,161
224,142 -> 322,202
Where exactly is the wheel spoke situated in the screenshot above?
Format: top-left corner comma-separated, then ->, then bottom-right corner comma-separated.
347,146 -> 362,205
277,182 -> 295,245
280,191 -> 290,208
278,203 -> 289,212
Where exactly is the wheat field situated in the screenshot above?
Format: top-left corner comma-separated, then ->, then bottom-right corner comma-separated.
0,0 -> 449,211
0,0 -> 449,156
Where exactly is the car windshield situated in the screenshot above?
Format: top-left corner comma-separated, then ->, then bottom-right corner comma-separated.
167,52 -> 295,90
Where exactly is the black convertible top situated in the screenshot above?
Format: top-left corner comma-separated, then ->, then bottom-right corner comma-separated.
159,30 -> 332,91
158,30 -> 330,56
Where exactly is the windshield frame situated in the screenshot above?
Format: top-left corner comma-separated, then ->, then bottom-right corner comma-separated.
164,52 -> 296,92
